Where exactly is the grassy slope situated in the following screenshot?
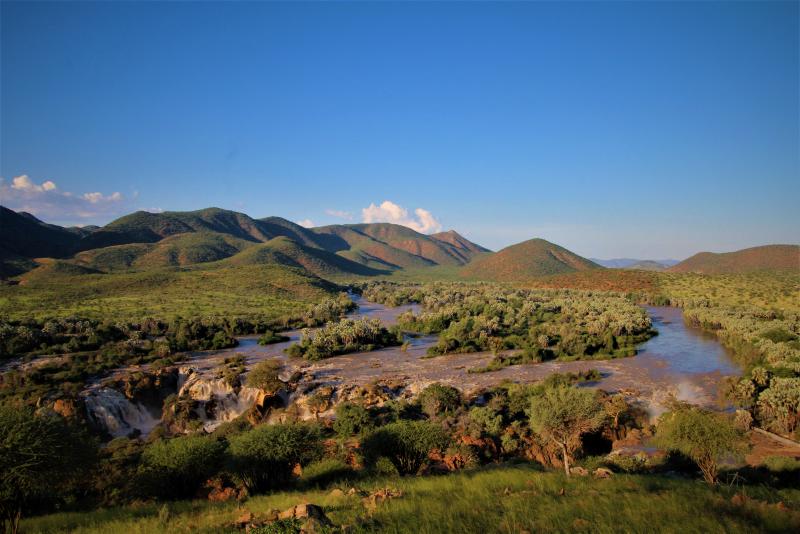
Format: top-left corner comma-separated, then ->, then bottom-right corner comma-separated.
669,244 -> 800,274
0,262 -> 336,321
21,465 -> 799,533
461,238 -> 602,282
224,236 -> 387,277
73,232 -> 257,272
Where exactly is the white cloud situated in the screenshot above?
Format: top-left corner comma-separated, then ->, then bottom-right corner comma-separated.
297,219 -> 315,228
325,209 -> 353,220
82,191 -> 122,204
139,207 -> 164,213
361,200 -> 442,234
0,174 -> 127,223
11,174 -> 57,192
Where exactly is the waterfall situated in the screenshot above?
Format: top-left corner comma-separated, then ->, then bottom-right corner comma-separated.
178,370 -> 263,432
83,387 -> 160,438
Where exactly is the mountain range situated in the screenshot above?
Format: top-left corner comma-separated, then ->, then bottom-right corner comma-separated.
2,206 -> 796,281
591,258 -> 681,270
0,206 -> 489,279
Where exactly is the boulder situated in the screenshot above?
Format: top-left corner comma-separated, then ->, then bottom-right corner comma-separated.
233,510 -> 252,528
570,466 -> 589,476
362,488 -> 403,512
593,467 -> 614,479
277,503 -> 332,526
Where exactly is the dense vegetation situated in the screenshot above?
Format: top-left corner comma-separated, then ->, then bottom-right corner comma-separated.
527,269 -> 800,440
286,318 -> 401,361
0,294 -> 357,409
359,281 -> 654,367
5,376 -> 799,533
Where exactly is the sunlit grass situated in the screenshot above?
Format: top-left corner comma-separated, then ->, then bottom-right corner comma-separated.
21,465 -> 800,533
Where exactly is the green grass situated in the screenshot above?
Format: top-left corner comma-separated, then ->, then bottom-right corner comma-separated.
20,465 -> 800,533
0,263 -> 336,322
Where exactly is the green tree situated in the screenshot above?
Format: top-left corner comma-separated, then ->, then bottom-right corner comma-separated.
333,402 -> 373,437
527,386 -> 605,476
138,435 -> 225,499
227,423 -> 322,492
246,359 -> 284,394
0,406 -> 94,534
654,406 -> 746,484
417,383 -> 461,418
361,420 -> 450,475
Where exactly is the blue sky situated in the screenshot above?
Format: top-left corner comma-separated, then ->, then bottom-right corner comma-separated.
1,1 -> 798,259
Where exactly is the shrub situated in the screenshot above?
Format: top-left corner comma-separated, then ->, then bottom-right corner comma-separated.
333,402 -> 373,437
0,406 -> 95,533
138,435 -> 225,499
227,423 -> 322,492
246,359 -> 284,394
258,330 -> 290,345
527,385 -> 605,476
654,406 -> 746,484
417,383 -> 461,418
361,420 -> 450,475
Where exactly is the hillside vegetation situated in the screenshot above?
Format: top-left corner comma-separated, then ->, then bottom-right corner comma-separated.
669,244 -> 799,274
461,238 -> 602,282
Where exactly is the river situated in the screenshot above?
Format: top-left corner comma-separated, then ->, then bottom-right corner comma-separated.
81,298 -> 741,436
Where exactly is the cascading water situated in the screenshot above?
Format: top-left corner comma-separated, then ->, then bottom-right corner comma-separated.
83,387 -> 160,438
178,369 -> 263,432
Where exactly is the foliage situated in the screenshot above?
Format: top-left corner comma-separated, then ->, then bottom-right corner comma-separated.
0,406 -> 94,534
361,420 -> 450,475
417,383 -> 462,418
137,435 -> 226,499
257,330 -> 290,345
286,318 -> 400,361
527,385 -> 606,476
245,359 -> 284,394
360,282 -> 654,364
332,402 -> 374,437
226,423 -> 322,492
654,405 -> 746,484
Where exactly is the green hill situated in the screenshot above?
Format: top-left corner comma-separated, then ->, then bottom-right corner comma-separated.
224,236 -> 385,277
73,232 -> 256,271
461,238 -> 602,281
0,206 -> 81,260
668,244 -> 799,274
626,260 -> 669,271
80,208 -> 275,249
312,223 -> 487,270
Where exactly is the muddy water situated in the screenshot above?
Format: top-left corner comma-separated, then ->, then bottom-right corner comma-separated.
200,302 -> 739,415
78,298 -> 741,436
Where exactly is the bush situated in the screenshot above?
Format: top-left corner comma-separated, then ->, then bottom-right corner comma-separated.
138,435 -> 225,499
227,423 -> 322,492
654,406 -> 746,484
246,359 -> 284,394
0,406 -> 95,533
333,402 -> 373,437
417,383 -> 461,418
258,330 -> 290,345
361,420 -> 450,475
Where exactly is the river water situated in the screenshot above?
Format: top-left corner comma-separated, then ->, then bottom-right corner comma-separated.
189,300 -> 740,413
79,298 -> 741,436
